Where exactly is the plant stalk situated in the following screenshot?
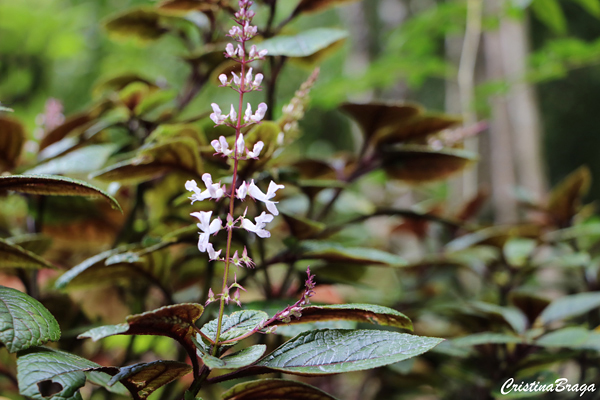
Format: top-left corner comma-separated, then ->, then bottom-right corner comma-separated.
212,41 -> 248,356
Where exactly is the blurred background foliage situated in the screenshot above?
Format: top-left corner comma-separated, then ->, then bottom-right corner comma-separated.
4,0 -> 600,201
4,0 -> 600,399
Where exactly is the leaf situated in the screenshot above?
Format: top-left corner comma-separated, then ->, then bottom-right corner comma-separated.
293,0 -> 360,15
547,166 -> 591,226
571,0 -> 600,17
0,286 -> 60,352
26,144 -> 119,175
373,114 -> 462,147
271,304 -> 413,331
256,329 -> 443,375
381,145 -> 478,182
104,8 -> 169,41
201,310 -> 268,344
258,29 -> 348,58
503,238 -> 537,267
446,225 -> 541,252
221,379 -> 340,400
0,104 -> 13,112
196,344 -> 266,370
91,138 -> 203,183
39,113 -> 92,151
79,303 -> 203,341
17,347 -> 116,400
509,291 -> 551,324
0,238 -> 57,270
106,361 -> 192,399
539,292 -> 600,325
299,240 -> 407,266
282,213 -> 326,240
531,0 -> 567,34
449,333 -> 525,347
6,234 -> 53,256
79,304 -> 204,373
54,241 -> 174,289
0,116 -> 25,172
341,102 -> 422,142
157,0 -> 220,13
537,326 -> 600,350
469,302 -> 528,334
0,175 -> 122,212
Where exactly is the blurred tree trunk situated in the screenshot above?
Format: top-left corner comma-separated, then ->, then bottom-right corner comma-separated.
448,0 -> 546,223
484,0 -> 546,223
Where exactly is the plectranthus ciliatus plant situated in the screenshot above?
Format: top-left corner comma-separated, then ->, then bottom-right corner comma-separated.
0,2 -> 447,400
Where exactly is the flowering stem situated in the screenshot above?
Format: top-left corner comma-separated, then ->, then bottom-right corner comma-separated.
213,44 -> 248,356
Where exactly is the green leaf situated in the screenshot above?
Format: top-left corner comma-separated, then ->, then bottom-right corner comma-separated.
469,302 -> 528,334
503,238 -> 537,267
104,8 -> 169,41
0,286 -> 60,352
531,0 -> 567,34
256,329 -> 442,375
571,0 -> 600,17
26,144 -> 119,175
54,241 -> 175,289
196,344 -> 266,370
537,326 -> 600,350
271,304 -> 413,331
91,138 -> 203,183
282,213 -> 326,240
79,304 -> 204,361
201,310 -> 268,344
222,379 -> 340,400
105,361 -> 192,399
17,347 -> 115,400
258,29 -> 348,58
539,292 -> 600,325
0,175 -> 122,212
6,234 -> 53,256
299,240 -> 407,266
547,166 -> 591,226
446,225 -> 541,252
0,238 -> 57,270
0,116 -> 25,172
381,144 -> 478,182
449,332 -> 525,347
293,0 -> 359,15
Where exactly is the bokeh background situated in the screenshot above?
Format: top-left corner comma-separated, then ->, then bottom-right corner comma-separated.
5,0 -> 600,220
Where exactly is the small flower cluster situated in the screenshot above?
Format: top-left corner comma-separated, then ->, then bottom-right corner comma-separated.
209,101 -> 267,127
186,174 -> 285,256
277,68 -> 320,145
210,134 -> 264,159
